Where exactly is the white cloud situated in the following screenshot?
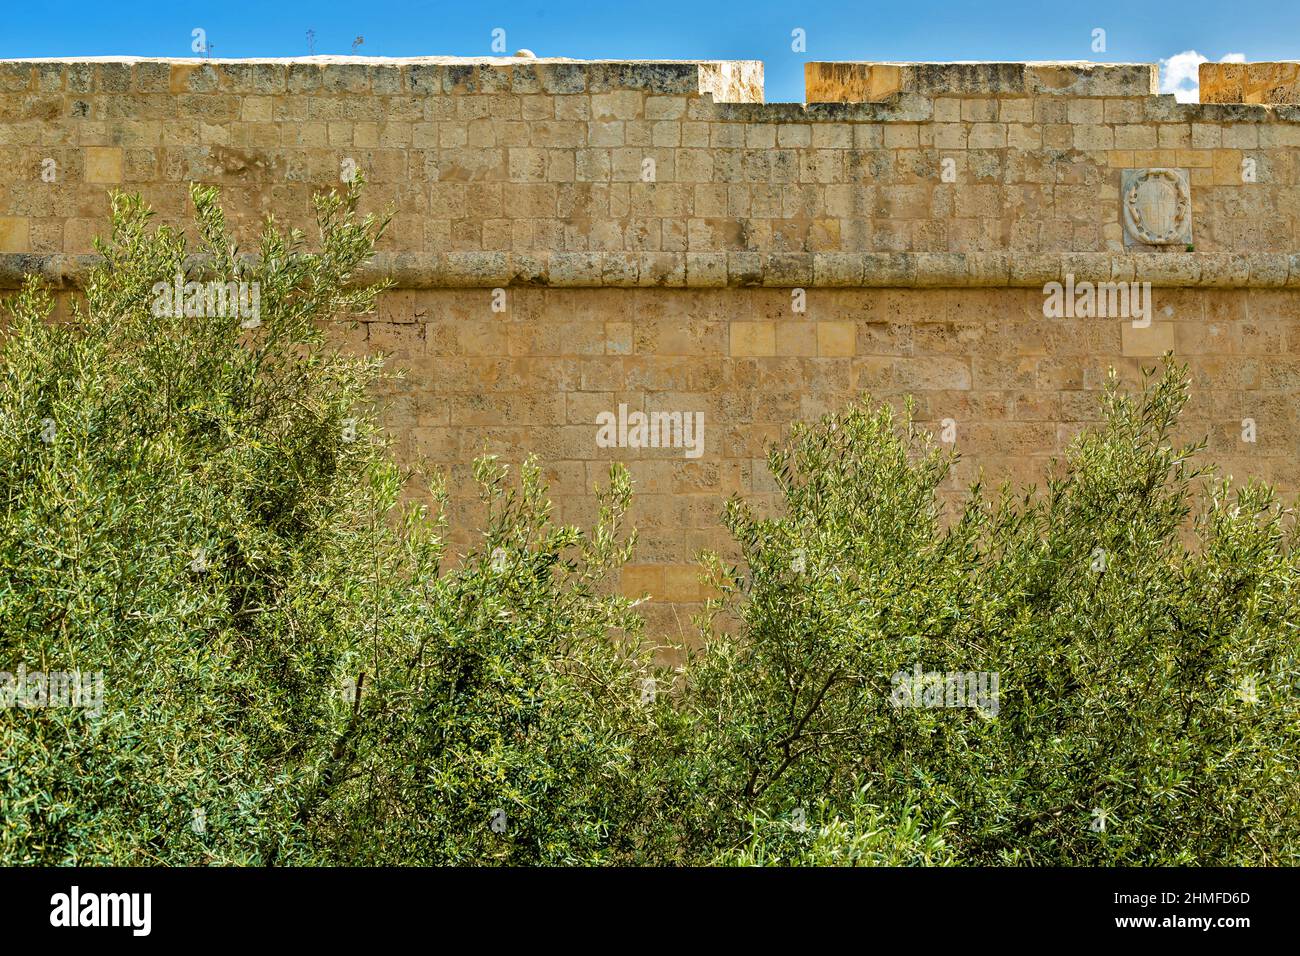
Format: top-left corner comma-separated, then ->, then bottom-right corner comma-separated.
1159,50 -> 1247,103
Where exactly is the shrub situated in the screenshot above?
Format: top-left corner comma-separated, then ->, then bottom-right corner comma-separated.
688,360 -> 1300,864
0,182 -> 397,863
295,456 -> 682,865
0,184 -> 671,866
719,787 -> 958,867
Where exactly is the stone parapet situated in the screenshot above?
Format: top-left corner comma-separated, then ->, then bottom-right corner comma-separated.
805,62 -> 1158,103
0,56 -> 765,100
1200,62 -> 1300,105
3,56 -> 1300,260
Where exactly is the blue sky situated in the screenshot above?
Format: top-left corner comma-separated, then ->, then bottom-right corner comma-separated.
1,0 -> 1295,102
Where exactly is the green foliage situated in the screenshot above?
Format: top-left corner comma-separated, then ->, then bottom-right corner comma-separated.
720,787 -> 958,867
0,181 -> 394,863
0,183 -> 670,866
292,456 -> 676,866
688,360 -> 1300,864
3,183 -> 1297,866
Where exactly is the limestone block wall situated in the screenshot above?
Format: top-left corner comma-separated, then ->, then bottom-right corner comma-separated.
1201,62 -> 1300,106
3,56 -> 1300,631
358,284 -> 1300,636
1,56 -> 1299,263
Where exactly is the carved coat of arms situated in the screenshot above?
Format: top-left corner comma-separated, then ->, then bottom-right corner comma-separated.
1122,168 -> 1192,247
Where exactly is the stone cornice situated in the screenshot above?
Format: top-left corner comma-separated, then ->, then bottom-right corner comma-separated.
5,252 -> 1299,291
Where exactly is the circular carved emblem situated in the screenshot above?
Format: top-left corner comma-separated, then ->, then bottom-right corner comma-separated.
1123,168 -> 1191,245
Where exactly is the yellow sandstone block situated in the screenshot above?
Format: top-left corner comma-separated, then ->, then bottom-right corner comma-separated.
1121,322 -> 1176,357
817,321 -> 856,357
0,217 -> 30,252
1175,150 -> 1214,169
730,321 -> 776,357
804,63 -> 900,104
620,564 -> 665,599
776,322 -> 817,356
1212,149 -> 1243,185
661,565 -> 702,602
84,146 -> 123,183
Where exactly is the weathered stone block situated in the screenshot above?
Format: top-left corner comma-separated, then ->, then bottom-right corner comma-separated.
1201,62 -> 1300,105
0,217 -> 30,252
84,146 -> 123,183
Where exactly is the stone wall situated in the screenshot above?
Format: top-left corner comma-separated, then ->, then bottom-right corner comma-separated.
1201,62 -> 1300,106
356,284 -> 1300,635
3,56 -> 1300,632
3,56 -> 1300,263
